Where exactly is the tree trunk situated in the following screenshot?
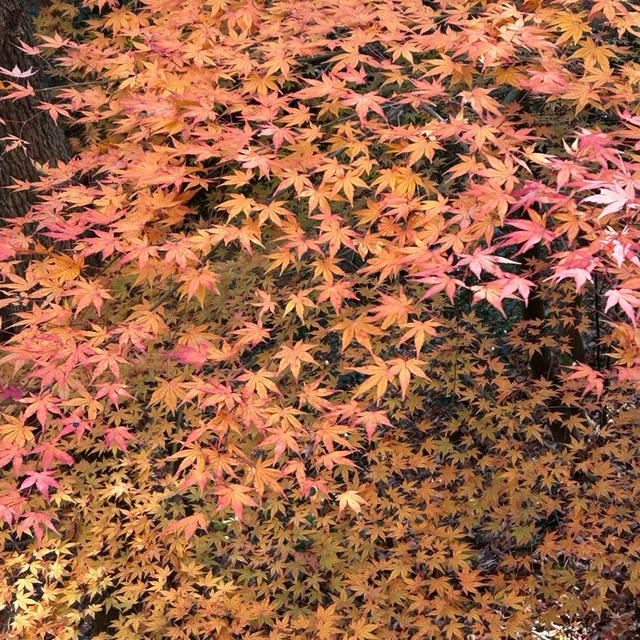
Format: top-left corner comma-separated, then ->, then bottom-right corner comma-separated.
0,0 -> 69,219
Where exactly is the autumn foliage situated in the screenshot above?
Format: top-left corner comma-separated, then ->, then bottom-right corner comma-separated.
1,0 -> 640,638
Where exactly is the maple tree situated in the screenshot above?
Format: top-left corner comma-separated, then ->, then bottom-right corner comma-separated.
1,0 -> 640,639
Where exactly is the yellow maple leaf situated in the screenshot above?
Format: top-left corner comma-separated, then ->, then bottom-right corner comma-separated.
337,490 -> 367,514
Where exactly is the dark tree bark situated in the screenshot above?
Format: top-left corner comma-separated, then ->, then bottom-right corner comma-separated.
0,0 -> 69,218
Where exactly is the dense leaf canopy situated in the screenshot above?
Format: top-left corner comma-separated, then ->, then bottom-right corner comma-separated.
1,0 -> 640,638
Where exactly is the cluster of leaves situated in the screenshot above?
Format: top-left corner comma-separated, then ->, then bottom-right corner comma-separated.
1,0 -> 640,638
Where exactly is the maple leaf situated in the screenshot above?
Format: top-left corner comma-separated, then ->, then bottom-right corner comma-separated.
32,442 -> 74,469
163,512 -> 209,542
561,80 -> 602,113
333,315 -> 383,352
217,193 -> 257,222
0,414 -> 34,447
16,510 -> 58,542
64,280 -> 113,315
604,288 -> 640,324
231,321 -> 270,349
1,81 -> 35,100
297,378 -> 334,411
317,450 -> 357,472
260,424 -> 302,459
46,254 -> 83,283
37,32 -> 71,50
149,377 -> 187,411
446,153 -> 486,181
258,125 -> 297,152
104,426 -> 137,452
237,368 -> 280,399
372,165 -> 427,198
36,101 -> 71,123
248,459 -> 284,497
273,341 -> 318,380
388,357 -> 429,399
398,320 -> 441,354
215,483 -> 258,521
251,289 -> 278,319
456,247 -> 517,279
348,618 -> 379,640
313,420 -> 353,452
176,267 -> 220,307
499,275 -> 535,306
0,441 -> 25,473
501,212 -> 556,254
425,55 -> 473,84
582,182 -> 637,217
316,279 -> 358,313
20,470 -> 59,500
570,37 -> 615,70
118,239 -> 159,268
567,363 -> 605,398
94,382 -> 133,408
313,604 -> 342,640
283,288 -> 316,322
166,344 -> 209,370
162,241 -> 199,268
15,39 -> 41,56
370,291 -> 416,329
356,410 -> 392,441
0,64 -> 36,78
480,154 -> 519,191
337,490 -> 367,514
553,10 -> 592,44
397,132 -> 442,166
294,74 -> 347,100
547,250 -> 599,291
471,281 -> 512,316
20,393 -> 61,428
353,357 -> 395,401
457,567 -> 486,595
460,88 -> 502,116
